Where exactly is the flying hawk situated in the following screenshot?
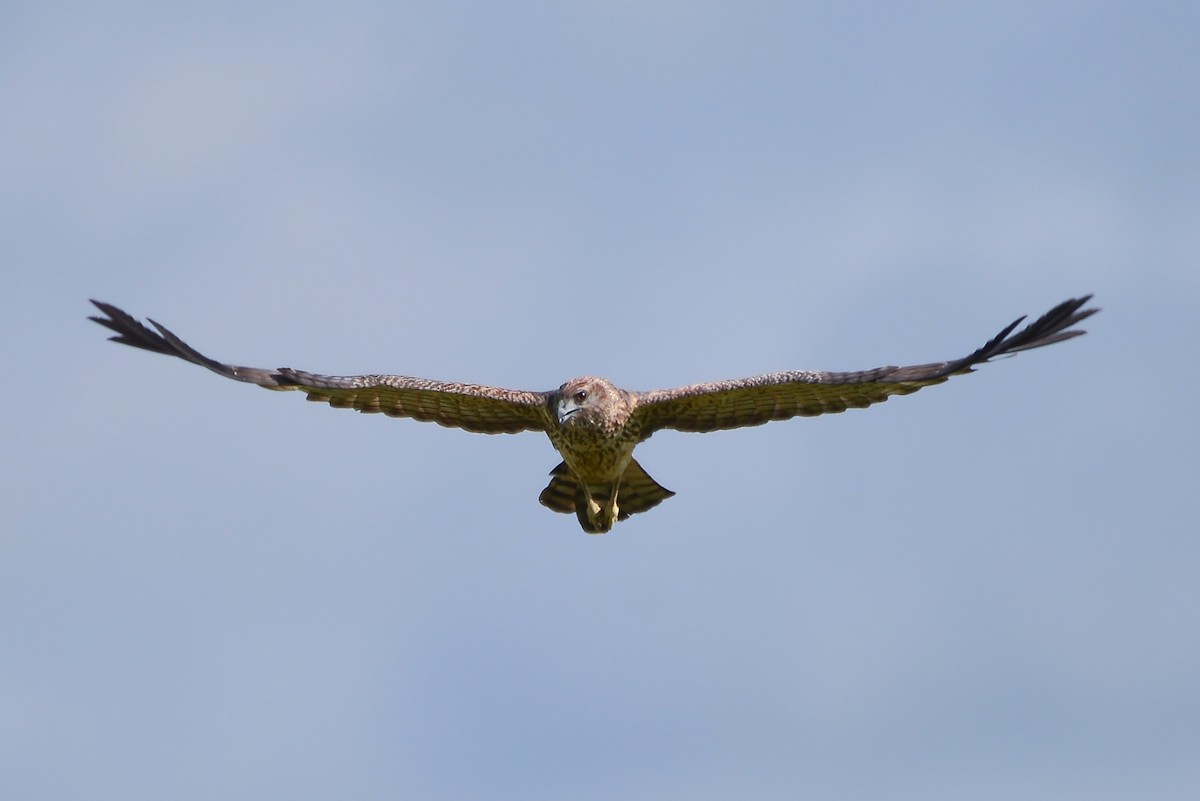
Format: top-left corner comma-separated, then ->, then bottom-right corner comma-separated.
90,296 -> 1096,533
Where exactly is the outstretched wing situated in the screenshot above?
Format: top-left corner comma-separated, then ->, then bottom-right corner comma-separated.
631,295 -> 1097,436
89,301 -> 551,434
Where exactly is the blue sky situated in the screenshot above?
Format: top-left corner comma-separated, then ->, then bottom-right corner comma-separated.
2,2 -> 1198,799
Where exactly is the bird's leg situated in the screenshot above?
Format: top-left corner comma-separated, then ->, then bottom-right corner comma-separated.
607,477 -> 621,526
580,482 -> 620,534
578,484 -> 604,531
593,479 -> 621,533
593,500 -> 618,533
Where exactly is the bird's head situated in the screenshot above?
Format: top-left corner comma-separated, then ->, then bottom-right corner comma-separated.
555,376 -> 629,428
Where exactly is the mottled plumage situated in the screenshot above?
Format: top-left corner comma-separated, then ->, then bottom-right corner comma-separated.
90,295 -> 1097,533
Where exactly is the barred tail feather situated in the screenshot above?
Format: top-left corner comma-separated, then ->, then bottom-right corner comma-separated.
538,462 -> 578,515
616,459 -> 676,519
538,459 -> 675,532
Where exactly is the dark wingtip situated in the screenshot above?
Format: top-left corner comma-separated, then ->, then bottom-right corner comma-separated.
89,299 -> 298,388
895,294 -> 1098,383
88,300 -> 179,355
1000,295 -> 1098,354
981,294 -> 1098,356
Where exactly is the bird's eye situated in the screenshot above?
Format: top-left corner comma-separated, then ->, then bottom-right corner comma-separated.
574,389 -> 587,402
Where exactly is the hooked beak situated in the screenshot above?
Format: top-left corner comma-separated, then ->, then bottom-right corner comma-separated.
557,401 -> 579,424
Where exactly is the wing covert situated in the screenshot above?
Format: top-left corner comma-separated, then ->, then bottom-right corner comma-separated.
279,369 -> 549,433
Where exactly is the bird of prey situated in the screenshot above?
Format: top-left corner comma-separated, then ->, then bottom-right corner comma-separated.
90,296 -> 1096,533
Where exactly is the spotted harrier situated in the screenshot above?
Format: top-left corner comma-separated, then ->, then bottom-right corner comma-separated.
89,295 -> 1096,533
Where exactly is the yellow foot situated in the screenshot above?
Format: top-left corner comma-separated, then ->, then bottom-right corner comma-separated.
588,504 -> 619,534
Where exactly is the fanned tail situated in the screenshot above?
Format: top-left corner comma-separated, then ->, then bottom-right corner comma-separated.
538,459 -> 675,533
